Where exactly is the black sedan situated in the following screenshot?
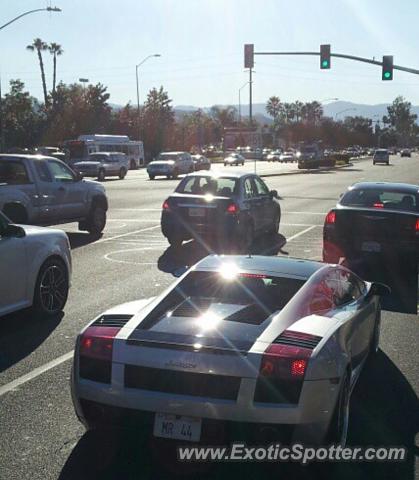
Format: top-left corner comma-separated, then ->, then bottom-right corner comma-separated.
323,182 -> 419,263
323,182 -> 419,313
161,172 -> 281,251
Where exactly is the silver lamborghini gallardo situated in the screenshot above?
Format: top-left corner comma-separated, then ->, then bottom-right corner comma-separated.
71,255 -> 389,446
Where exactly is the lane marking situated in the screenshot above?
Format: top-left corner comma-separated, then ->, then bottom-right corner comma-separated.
286,225 -> 317,242
92,225 -> 160,245
285,211 -> 327,215
0,351 -> 73,397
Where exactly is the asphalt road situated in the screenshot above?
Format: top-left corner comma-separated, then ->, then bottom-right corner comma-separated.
0,155 -> 418,480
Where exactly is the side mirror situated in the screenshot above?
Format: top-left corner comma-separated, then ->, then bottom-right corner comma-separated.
173,266 -> 189,278
270,189 -> 279,199
368,282 -> 391,297
4,224 -> 26,238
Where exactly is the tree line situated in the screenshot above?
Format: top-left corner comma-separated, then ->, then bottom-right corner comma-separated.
0,38 -> 418,158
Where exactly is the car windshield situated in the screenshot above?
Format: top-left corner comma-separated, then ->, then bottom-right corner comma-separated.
88,154 -> 108,162
157,154 -> 178,161
341,188 -> 419,212
142,271 -> 306,327
176,175 -> 238,196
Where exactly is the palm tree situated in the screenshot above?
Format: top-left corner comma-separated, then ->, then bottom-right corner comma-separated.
266,96 -> 281,119
48,43 -> 63,100
26,38 -> 49,106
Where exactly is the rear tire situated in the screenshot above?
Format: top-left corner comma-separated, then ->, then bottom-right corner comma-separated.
327,371 -> 350,446
271,211 -> 280,234
119,168 -> 126,179
369,307 -> 381,355
148,174 -> 155,180
97,169 -> 105,181
238,222 -> 254,253
32,257 -> 69,316
172,169 -> 179,179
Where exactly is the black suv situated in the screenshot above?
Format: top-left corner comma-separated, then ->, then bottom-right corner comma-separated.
161,172 -> 281,251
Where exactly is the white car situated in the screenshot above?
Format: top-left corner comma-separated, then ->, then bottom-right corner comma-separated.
224,153 -> 245,166
147,152 -> 194,180
0,211 -> 72,317
71,255 -> 387,446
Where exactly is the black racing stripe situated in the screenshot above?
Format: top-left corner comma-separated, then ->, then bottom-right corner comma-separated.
126,330 -> 254,353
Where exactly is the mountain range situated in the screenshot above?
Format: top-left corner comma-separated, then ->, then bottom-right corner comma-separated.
173,101 -> 419,124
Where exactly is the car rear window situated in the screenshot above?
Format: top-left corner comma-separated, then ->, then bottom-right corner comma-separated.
140,271 -> 306,328
176,176 -> 238,196
0,160 -> 31,185
341,188 -> 419,212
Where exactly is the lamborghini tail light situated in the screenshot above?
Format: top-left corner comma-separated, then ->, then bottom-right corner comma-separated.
79,326 -> 121,383
254,331 -> 321,404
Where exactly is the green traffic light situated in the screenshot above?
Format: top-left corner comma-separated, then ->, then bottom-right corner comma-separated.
322,60 -> 329,67
384,71 -> 391,79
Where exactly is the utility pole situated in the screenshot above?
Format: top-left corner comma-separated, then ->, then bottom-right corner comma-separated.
0,74 -> 4,152
249,67 -> 253,124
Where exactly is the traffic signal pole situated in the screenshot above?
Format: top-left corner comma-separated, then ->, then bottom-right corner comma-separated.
253,50 -> 419,76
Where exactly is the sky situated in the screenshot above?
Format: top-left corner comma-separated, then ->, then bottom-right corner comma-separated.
2,0 -> 419,108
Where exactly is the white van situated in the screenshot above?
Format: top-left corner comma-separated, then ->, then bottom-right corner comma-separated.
146,152 -> 194,179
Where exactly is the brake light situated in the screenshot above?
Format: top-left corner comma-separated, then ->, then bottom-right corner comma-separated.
373,202 -> 384,208
226,203 -> 239,214
79,326 -> 120,361
259,343 -> 311,379
415,218 -> 419,232
162,199 -> 170,211
239,273 -> 267,279
254,333 -> 317,404
325,210 -> 336,224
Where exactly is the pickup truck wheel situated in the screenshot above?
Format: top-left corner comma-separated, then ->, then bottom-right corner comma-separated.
119,168 -> 127,179
84,204 -> 107,235
3,203 -> 28,224
33,257 -> 69,316
97,169 -> 105,181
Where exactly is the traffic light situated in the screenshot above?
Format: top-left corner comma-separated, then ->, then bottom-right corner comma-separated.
244,44 -> 254,69
320,44 -> 331,69
382,55 -> 393,80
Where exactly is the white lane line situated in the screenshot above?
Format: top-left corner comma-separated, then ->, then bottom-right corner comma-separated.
0,351 -> 74,397
112,208 -> 161,211
285,211 -> 327,215
107,218 -> 160,222
286,225 -> 317,242
93,224 -> 160,245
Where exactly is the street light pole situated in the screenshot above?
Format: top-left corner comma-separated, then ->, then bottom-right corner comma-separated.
135,54 -> 161,147
238,82 -> 249,123
0,6 -> 61,31
335,108 -> 356,120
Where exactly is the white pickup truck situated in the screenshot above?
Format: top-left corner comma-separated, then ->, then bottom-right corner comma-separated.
0,154 -> 108,234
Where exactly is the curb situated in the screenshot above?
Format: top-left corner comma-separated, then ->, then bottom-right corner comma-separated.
258,162 -> 355,179
257,155 -> 372,179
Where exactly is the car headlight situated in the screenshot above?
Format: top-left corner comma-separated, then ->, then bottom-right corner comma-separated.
296,152 -> 301,158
